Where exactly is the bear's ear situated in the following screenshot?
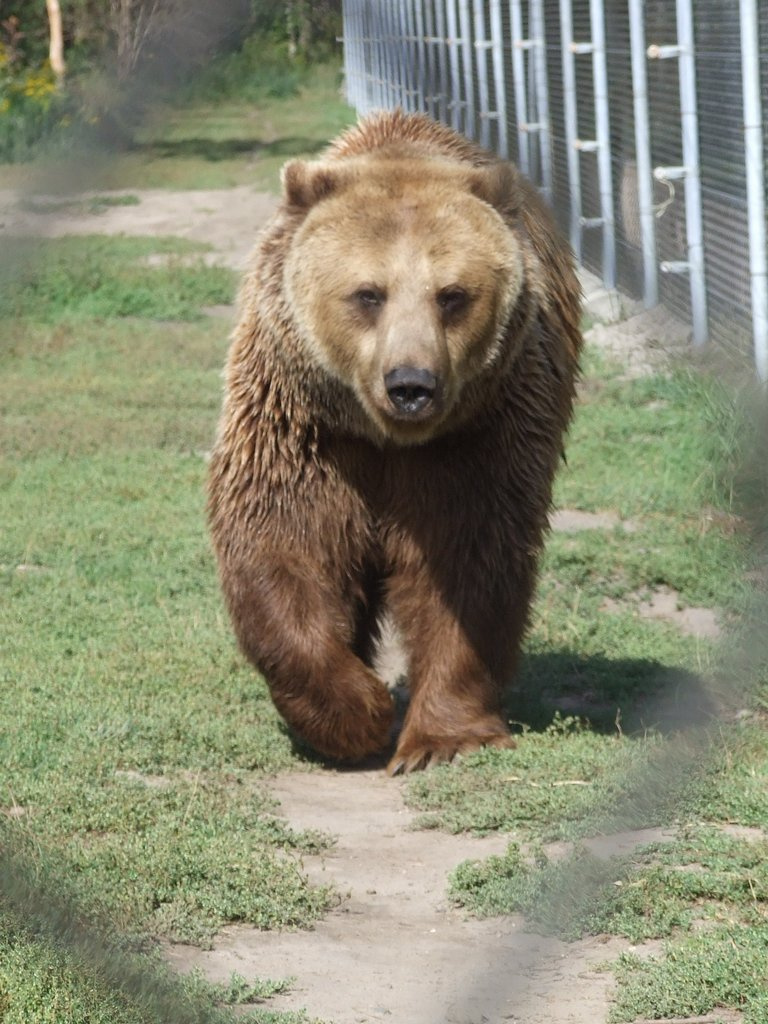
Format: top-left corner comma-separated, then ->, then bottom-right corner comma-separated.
467,161 -> 519,212
281,159 -> 349,211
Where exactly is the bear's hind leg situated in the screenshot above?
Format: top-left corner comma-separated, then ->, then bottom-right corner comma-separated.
224,553 -> 394,762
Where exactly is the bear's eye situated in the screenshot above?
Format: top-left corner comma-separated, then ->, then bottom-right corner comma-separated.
437,287 -> 469,315
353,287 -> 385,310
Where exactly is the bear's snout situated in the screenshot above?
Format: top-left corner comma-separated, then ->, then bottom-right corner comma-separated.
384,366 -> 440,418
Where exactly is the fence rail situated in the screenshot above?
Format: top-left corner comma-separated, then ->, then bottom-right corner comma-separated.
341,0 -> 768,381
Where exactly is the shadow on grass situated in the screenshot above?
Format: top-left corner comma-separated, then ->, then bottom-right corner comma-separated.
510,648 -> 717,736
132,136 -> 327,162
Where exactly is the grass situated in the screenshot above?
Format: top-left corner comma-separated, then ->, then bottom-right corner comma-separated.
115,62 -> 353,192
611,927 -> 768,1024
1,236 -> 234,322
0,236 -> 332,1022
449,823 -> 768,937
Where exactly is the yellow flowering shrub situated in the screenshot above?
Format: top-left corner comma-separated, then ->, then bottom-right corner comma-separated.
0,52 -> 67,161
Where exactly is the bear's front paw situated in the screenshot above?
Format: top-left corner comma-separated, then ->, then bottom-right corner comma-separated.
386,729 -> 515,775
274,664 -> 395,764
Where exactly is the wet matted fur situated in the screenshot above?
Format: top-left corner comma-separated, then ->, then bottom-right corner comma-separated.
207,110 -> 582,774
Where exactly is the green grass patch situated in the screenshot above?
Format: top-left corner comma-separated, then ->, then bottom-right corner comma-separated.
1,235 -> 234,322
557,355 -> 743,517
20,193 -> 142,215
407,718 -> 651,839
0,245 -> 331,1020
121,63 -> 353,192
8,770 -> 332,946
0,912 -> 317,1024
449,822 -> 768,938
179,37 -> 314,105
407,719 -> 768,843
611,928 -> 768,1024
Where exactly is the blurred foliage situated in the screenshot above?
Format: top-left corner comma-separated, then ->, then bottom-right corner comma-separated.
0,1 -> 342,162
0,34 -> 70,160
0,2 -> 340,71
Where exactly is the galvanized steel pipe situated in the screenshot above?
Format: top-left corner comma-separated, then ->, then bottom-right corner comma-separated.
739,0 -> 768,381
590,0 -> 616,290
628,0 -> 659,308
675,0 -> 708,347
558,0 -> 582,261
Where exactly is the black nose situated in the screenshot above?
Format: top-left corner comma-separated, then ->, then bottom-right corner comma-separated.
384,366 -> 438,416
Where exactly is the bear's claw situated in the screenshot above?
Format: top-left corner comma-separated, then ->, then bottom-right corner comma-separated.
386,732 -> 515,775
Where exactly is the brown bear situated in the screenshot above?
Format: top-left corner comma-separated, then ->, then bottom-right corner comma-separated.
207,109 -> 582,774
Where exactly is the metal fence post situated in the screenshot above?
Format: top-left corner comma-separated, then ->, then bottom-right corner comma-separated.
589,0 -> 616,290
563,0 -> 618,287
423,0 -> 437,119
446,0 -> 463,131
510,0 -> 531,177
414,0 -> 427,112
739,0 -> 768,381
396,0 -> 411,109
404,0 -> 418,114
648,0 -> 708,347
489,0 -> 509,159
367,1 -> 379,109
458,0 -> 475,139
434,0 -> 450,124
675,0 -> 707,347
558,0 -> 582,262
512,0 -> 552,200
530,0 -> 552,204
473,0 -> 492,147
628,0 -> 659,309
561,0 -> 618,286
379,1 -> 393,108
358,0 -> 370,110
389,1 -> 401,109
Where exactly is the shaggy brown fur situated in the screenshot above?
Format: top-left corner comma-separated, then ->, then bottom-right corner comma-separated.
207,109 -> 582,774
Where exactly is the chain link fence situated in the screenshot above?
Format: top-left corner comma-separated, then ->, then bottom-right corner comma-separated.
341,0 -> 768,381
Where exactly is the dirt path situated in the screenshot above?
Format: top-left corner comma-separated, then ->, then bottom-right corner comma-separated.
167,770 -> 658,1024
0,187 -> 278,269
3,182 -> 718,1023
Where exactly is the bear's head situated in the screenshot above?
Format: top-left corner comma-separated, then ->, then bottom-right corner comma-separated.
282,153 -> 525,445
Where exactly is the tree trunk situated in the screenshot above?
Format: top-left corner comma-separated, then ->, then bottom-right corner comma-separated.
45,0 -> 66,86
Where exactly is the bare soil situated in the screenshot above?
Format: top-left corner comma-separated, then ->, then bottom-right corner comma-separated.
0,187 -> 277,269
167,770 -> 669,1024
3,184 -> 724,1023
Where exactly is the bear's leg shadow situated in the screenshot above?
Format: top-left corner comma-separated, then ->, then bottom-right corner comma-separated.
224,552 -> 394,762
385,557 -> 533,774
